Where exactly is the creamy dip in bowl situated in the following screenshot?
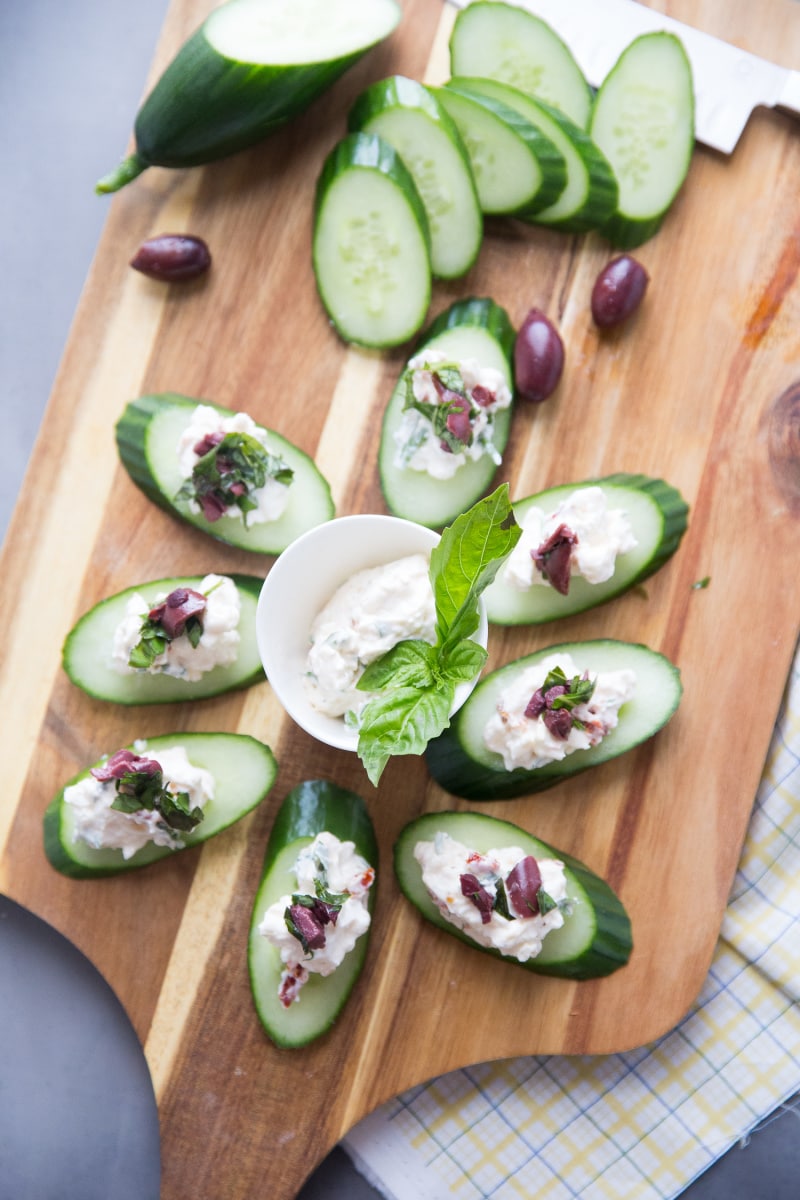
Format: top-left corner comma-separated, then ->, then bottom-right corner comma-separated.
256,514 -> 489,752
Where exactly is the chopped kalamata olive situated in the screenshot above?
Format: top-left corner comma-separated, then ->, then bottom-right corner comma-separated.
193,431 -> 224,457
149,586 -> 206,639
130,234 -> 212,282
505,856 -> 543,918
513,308 -> 565,403
460,872 -> 494,924
532,523 -> 578,595
287,903 -> 327,952
91,748 -> 161,783
524,688 -> 547,719
471,385 -> 495,408
591,255 -> 649,328
445,398 -> 473,445
543,708 -> 574,740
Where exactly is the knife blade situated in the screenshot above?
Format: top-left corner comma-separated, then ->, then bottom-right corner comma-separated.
444,0 -> 800,153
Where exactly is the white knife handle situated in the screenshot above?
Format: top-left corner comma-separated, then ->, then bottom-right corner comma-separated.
776,70 -> 800,123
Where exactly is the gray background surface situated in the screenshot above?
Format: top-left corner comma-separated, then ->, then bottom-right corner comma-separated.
1,2 -> 797,1197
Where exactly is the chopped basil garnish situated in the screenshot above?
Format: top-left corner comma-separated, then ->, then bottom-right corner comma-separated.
175,430 -> 294,524
110,766 -> 203,833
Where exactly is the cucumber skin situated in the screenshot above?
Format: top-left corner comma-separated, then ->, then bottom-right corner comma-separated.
423,296 -> 515,359
115,392 -> 334,555
62,574 -> 265,705
590,34 -> 695,250
312,132 -> 432,349
425,639 -> 682,801
97,2 -> 402,190
447,77 -> 618,234
43,733 -> 278,879
394,812 -> 632,979
487,473 -> 689,626
248,780 -> 378,1048
347,76 -> 483,280
378,297 -> 516,528
435,86 -> 567,217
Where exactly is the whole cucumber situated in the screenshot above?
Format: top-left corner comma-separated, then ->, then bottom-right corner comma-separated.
97,0 -> 402,193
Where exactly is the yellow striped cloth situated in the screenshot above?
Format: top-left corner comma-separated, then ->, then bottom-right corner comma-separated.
346,650 -> 800,1198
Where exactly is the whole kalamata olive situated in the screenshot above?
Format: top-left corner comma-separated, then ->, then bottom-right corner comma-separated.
130,234 -> 211,281
591,255 -> 649,328
513,308 -> 565,403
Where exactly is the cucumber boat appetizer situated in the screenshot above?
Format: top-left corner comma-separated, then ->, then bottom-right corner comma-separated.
347,76 -> 483,280
378,298 -> 515,528
63,573 -> 265,705
449,0 -> 594,130
590,33 -> 695,249
97,0 -> 402,193
446,77 -> 618,234
426,639 -> 682,801
484,474 -> 689,625
312,132 -> 432,348
116,392 -> 334,555
434,84 -> 567,217
248,780 -> 378,1047
395,811 -> 632,979
44,733 -> 277,878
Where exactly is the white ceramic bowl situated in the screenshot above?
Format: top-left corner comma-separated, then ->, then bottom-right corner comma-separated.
256,514 -> 489,751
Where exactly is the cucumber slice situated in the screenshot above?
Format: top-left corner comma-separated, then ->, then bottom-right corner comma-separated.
425,639 -> 682,800
312,132 -> 432,348
449,0 -> 593,130
248,780 -> 378,1047
378,297 -> 515,528
484,474 -> 688,625
347,76 -> 483,281
62,574 -> 265,704
448,77 -> 618,233
434,85 -> 566,217
44,733 -> 278,878
116,393 -> 334,556
395,811 -> 631,979
590,33 -> 695,249
96,0 -> 402,192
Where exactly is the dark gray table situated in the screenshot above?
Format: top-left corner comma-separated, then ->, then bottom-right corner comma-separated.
2,3 -> 797,1197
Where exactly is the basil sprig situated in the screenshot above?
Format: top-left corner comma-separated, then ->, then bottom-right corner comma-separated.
355,486 -> 521,785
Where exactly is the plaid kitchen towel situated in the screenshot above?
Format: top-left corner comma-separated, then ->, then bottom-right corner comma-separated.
345,651 -> 800,1199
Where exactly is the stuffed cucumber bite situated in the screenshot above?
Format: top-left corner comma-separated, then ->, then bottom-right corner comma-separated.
484,474 -> 689,625
395,810 -> 631,979
63,573 -> 265,704
425,639 -> 682,801
248,780 -> 378,1048
378,297 -> 516,529
116,392 -> 334,555
44,732 -> 277,878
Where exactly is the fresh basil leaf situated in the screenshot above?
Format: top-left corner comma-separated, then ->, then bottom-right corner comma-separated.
536,888 -> 558,916
357,684 -> 454,786
439,638 -> 488,684
429,485 -> 520,649
357,640 -> 438,692
493,878 -> 511,920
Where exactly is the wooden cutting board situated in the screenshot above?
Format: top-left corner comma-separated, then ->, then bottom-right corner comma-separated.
2,1 -> 799,1195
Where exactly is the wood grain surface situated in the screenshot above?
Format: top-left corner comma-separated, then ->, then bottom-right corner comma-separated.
2,1 -> 800,1195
